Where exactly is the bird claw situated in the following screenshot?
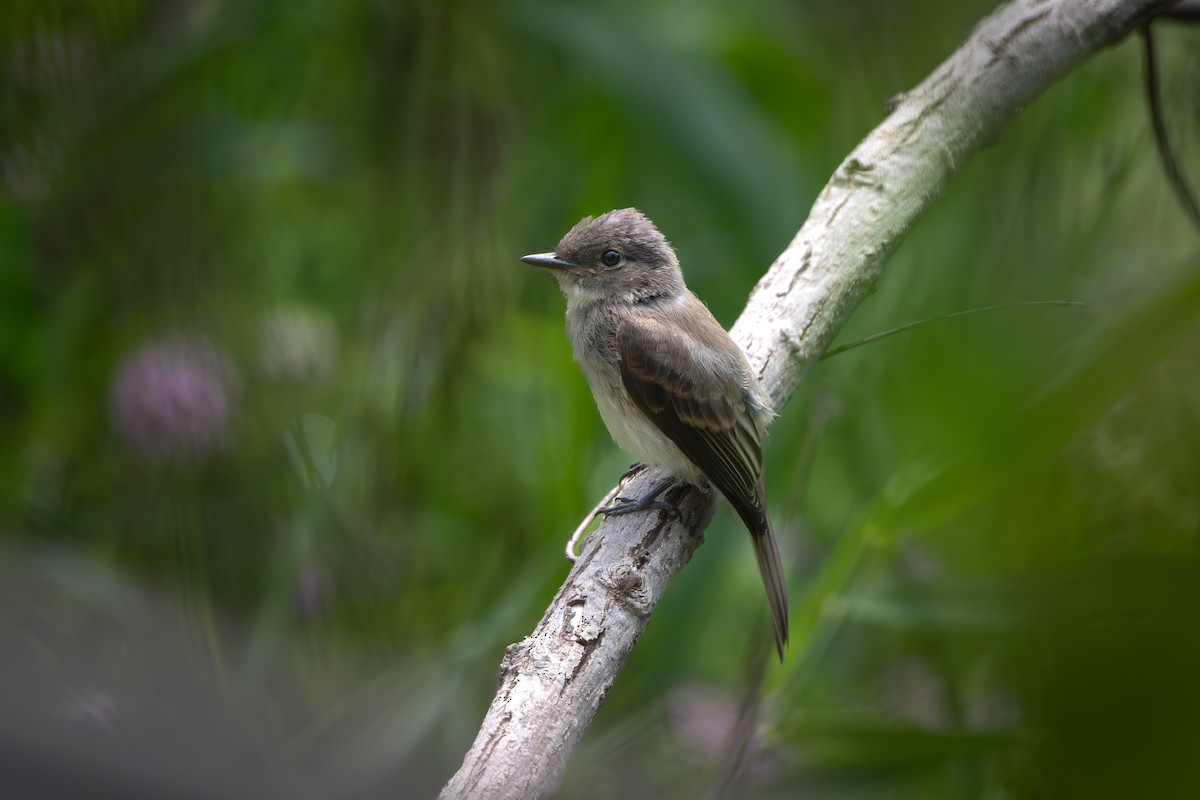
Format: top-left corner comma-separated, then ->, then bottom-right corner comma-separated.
566,472 -> 681,563
619,462 -> 647,482
601,491 -> 681,520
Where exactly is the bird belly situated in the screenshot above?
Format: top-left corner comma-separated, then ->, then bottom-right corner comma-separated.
590,376 -> 702,483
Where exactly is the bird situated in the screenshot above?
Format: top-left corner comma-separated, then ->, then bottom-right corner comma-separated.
521,208 -> 788,660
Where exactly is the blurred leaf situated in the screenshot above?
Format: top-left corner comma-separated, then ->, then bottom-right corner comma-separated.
285,413 -> 339,491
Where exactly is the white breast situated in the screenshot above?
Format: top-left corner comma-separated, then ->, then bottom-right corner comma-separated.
584,367 -> 703,483
563,290 -> 705,483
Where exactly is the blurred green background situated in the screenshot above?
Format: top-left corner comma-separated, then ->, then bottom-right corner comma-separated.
2,1 -> 1199,798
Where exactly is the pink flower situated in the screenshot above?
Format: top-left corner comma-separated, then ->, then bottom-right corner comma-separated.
110,335 -> 240,463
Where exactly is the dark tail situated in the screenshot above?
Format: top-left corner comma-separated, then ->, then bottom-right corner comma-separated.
751,515 -> 789,662
730,479 -> 789,662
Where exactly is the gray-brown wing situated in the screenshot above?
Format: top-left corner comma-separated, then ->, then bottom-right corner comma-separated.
617,313 -> 788,658
615,315 -> 762,518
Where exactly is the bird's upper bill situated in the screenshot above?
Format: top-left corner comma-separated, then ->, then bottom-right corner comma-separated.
520,252 -> 595,277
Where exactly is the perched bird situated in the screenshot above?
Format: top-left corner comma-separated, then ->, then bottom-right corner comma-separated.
522,208 -> 788,659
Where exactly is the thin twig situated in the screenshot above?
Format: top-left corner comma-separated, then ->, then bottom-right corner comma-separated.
820,300 -> 1086,360
565,483 -> 622,563
1141,25 -> 1200,234
565,465 -> 647,562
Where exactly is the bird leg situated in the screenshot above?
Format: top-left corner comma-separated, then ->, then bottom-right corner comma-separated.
601,474 -> 682,519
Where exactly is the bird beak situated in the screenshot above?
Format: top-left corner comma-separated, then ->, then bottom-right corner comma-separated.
521,252 -> 594,275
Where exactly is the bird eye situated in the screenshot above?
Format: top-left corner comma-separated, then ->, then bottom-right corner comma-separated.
601,250 -> 621,267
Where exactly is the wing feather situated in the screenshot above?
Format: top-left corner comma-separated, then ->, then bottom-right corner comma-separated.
616,308 -> 788,657
616,315 -> 760,509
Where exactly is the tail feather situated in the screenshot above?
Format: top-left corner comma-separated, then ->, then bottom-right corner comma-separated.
751,516 -> 789,662
726,479 -> 789,661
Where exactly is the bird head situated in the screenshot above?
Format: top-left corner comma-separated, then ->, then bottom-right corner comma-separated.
522,208 -> 685,307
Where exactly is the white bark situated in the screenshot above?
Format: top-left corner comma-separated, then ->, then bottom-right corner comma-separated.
439,1 -> 1174,797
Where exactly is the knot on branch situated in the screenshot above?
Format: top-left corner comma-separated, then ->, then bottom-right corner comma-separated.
600,565 -> 652,617
498,640 -> 528,683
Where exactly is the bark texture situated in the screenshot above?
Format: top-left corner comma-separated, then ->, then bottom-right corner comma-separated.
440,1 -> 1174,797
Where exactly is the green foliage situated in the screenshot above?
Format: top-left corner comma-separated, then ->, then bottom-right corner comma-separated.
1,0 -> 1198,797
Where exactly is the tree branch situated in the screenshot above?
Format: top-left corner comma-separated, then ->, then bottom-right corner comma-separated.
439,1 -> 1173,797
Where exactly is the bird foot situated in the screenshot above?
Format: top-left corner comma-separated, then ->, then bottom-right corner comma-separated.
601,475 -> 681,519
